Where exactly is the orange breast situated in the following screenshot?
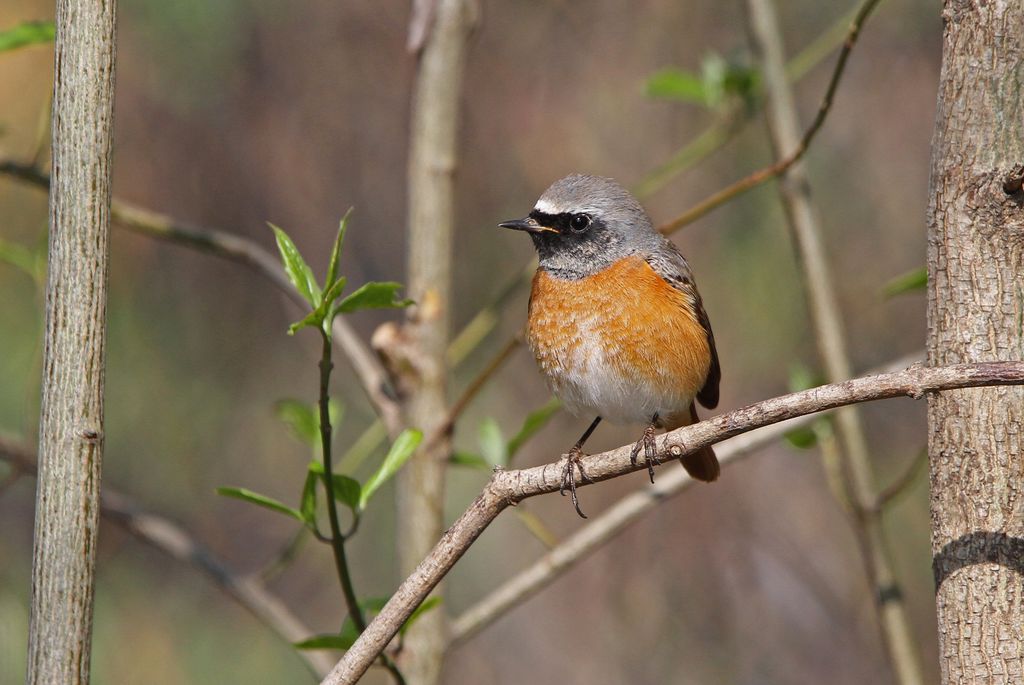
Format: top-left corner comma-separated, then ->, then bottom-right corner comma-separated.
527,255 -> 711,422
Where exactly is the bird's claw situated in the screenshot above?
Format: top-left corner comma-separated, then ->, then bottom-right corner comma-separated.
560,445 -> 591,518
632,422 -> 659,484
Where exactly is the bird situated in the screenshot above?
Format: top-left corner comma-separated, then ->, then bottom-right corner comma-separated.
499,174 -> 721,517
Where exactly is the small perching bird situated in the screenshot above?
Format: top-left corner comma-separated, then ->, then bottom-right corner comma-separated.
500,174 -> 721,517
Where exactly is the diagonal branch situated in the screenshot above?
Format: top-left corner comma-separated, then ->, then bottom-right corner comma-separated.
0,435 -> 334,679
0,161 -> 403,437
321,360 -> 1024,684
448,412 -> 814,647
448,349 -> 925,647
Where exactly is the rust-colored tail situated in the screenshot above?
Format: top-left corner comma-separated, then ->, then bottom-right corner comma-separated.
668,403 -> 720,482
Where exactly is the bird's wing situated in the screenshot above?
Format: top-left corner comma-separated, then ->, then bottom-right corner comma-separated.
645,242 -> 721,409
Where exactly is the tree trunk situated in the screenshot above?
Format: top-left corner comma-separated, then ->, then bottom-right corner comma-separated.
926,2 -> 1024,683
25,1 -> 117,684
399,1 -> 474,683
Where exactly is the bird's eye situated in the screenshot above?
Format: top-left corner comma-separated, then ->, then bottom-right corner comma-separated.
569,214 -> 592,232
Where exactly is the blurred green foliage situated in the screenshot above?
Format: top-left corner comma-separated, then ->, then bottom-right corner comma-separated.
0,21 -> 53,53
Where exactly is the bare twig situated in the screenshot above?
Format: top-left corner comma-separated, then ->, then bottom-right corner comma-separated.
422,333 -> 524,452
0,161 -> 404,438
657,0 -> 883,235
321,361 -> 1024,684
0,436 -> 334,679
744,0 -> 923,682
873,448 -> 927,511
449,350 -> 925,647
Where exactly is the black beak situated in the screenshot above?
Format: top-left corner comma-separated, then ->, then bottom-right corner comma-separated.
498,217 -> 559,234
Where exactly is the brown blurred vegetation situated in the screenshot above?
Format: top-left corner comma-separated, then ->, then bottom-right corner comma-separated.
1,0 -> 939,683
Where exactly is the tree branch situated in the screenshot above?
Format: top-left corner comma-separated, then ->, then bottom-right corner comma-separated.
744,0 -> 924,681
657,0 -> 883,235
0,435 -> 334,679
321,361 -> 1024,684
448,350 -> 925,647
0,161 -> 404,438
448,412 -> 814,647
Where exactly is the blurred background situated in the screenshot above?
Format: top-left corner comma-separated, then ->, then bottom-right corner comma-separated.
1,0 -> 939,683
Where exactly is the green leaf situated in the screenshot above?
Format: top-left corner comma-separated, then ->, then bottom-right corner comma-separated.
450,451 -> 491,470
701,52 -> 760,109
307,462 -> 362,512
0,21 -> 55,53
294,633 -> 354,651
275,399 -> 319,447
507,398 -> 562,460
882,267 -> 927,298
325,209 -> 352,290
788,363 -> 825,393
300,470 -> 318,524
332,474 -> 361,512
319,276 -> 349,334
784,426 -> 818,449
269,223 -> 321,307
0,238 -> 38,278
275,398 -> 342,445
216,487 -> 305,523
478,418 -> 507,467
359,429 -> 422,509
335,281 -> 413,314
645,68 -> 707,104
400,596 -> 442,636
288,309 -> 321,335
321,276 -> 348,309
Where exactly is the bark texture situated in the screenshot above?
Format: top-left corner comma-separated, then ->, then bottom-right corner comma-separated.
398,1 -> 474,683
926,2 -> 1024,683
26,1 -> 117,683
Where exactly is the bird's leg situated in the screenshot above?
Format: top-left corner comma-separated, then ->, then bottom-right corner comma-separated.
631,413 -> 659,483
560,416 -> 601,519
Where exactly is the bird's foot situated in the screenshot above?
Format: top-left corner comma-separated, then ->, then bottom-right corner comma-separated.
560,444 -> 592,519
631,421 -> 659,483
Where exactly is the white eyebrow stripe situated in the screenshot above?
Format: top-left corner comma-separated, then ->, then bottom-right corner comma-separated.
533,199 -> 562,214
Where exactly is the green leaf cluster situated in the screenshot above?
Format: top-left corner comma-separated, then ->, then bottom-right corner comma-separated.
269,211 -> 412,337
882,267 -> 926,298
218,428 -> 420,529
645,53 -> 759,110
0,21 -> 54,53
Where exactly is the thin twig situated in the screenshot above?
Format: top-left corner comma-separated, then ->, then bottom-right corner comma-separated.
257,527 -> 310,583
743,0 -> 923,682
317,335 -> 364,627
321,361 -> 1024,684
423,333 -> 523,452
0,161 -> 404,438
657,0 -> 883,235
873,448 -> 928,511
449,350 -> 925,647
0,435 -> 335,680
316,334 -> 406,685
